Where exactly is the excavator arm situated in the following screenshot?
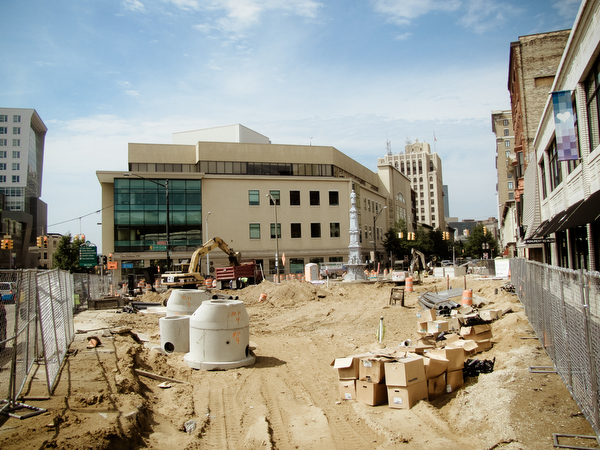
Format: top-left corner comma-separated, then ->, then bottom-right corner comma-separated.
188,237 -> 241,275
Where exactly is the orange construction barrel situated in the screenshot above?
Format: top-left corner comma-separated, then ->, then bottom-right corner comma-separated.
405,277 -> 413,292
462,289 -> 473,306
259,293 -> 267,302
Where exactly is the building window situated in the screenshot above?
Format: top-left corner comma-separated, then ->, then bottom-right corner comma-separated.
508,181 -> 514,190
0,115 -> 7,122
291,223 -> 301,238
540,159 -> 548,199
12,175 -> 19,182
0,127 -> 7,134
504,129 -> 509,136
420,200 -> 424,206
0,151 -> 5,158
13,115 -> 21,123
330,222 -> 340,238
290,190 -> 300,206
0,164 -> 6,170
329,191 -> 339,206
11,163 -> 19,170
249,223 -> 261,239
12,151 -> 20,158
548,139 -> 562,191
0,176 -> 5,182
12,140 -> 19,147
0,140 -> 6,146
310,190 -> 320,206
268,190 -> 280,205
311,223 -> 321,238
585,54 -> 600,151
270,223 -> 281,239
12,127 -> 20,135
503,119 -> 509,126
248,190 -> 260,205
504,140 -> 510,147
429,184 -> 433,189
506,150 -> 510,158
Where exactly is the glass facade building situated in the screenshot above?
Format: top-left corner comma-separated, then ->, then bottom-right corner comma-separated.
114,178 -> 203,252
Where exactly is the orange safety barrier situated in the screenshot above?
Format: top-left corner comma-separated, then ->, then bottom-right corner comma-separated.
462,289 -> 473,306
405,277 -> 413,292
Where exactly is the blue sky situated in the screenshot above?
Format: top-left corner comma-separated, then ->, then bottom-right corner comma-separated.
0,0 -> 582,249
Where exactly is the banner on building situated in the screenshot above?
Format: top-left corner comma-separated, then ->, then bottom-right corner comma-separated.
551,90 -> 579,161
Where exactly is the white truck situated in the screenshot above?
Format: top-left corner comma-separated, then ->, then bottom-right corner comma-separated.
319,262 -> 347,279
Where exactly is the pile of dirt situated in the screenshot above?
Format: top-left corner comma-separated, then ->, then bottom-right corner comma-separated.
0,275 -> 596,450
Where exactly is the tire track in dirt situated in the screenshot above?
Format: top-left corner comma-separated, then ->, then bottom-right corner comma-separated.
259,372 -> 295,449
201,377 -> 241,449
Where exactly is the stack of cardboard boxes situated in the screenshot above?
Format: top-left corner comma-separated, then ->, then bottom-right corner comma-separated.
333,306 -> 501,409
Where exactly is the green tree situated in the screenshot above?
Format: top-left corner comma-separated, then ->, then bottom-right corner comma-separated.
464,225 -> 500,259
52,234 -> 94,273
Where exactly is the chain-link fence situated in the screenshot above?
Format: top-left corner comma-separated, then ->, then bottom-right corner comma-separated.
72,273 -> 111,312
511,258 -> 600,438
0,269 -> 79,418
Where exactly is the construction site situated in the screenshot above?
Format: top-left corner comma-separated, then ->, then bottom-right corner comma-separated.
0,262 -> 599,449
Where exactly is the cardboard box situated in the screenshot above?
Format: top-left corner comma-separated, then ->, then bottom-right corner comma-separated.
446,369 -> 464,393
423,354 -> 449,379
333,354 -> 366,379
387,382 -> 428,409
417,320 -> 428,333
427,320 -> 449,333
384,354 -> 426,386
483,309 -> 503,321
447,339 -> 478,357
338,380 -> 356,400
359,356 -> 394,383
430,347 -> 465,371
356,380 -> 388,406
404,343 -> 435,354
416,309 -> 436,322
442,333 -> 461,345
445,317 -> 461,332
476,339 -> 493,352
428,373 -> 447,400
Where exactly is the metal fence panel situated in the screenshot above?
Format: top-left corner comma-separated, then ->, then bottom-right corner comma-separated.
511,258 -> 600,437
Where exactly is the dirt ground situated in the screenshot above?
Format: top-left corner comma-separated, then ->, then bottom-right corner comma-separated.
0,274 -> 598,449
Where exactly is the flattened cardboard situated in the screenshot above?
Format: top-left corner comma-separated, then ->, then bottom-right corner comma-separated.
479,309 -> 502,321
476,339 -> 492,352
446,339 -> 478,356
428,373 -> 447,400
446,369 -> 464,393
356,380 -> 388,406
387,381 -> 428,409
384,354 -> 425,386
338,380 -> 356,400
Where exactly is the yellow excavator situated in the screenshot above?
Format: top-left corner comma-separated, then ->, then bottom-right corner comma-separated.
161,237 -> 241,289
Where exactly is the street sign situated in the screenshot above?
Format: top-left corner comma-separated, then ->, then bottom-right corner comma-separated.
150,245 -> 167,251
107,261 -> 118,270
79,245 -> 98,267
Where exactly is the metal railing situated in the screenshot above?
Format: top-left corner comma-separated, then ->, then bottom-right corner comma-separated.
511,258 -> 600,437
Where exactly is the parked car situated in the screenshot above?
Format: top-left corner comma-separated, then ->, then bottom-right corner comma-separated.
0,282 -> 16,304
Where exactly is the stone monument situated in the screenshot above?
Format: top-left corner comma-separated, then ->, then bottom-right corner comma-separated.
344,190 -> 367,281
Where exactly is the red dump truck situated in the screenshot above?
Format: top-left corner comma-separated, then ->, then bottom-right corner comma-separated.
215,261 -> 263,289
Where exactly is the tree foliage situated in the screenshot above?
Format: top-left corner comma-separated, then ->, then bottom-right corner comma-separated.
382,222 -> 453,266
52,234 -> 94,273
463,225 -> 500,259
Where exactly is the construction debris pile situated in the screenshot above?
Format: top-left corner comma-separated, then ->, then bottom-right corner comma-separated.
333,288 -> 507,409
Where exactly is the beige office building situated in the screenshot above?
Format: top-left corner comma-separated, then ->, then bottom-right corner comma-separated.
96,125 -> 413,280
377,140 -> 445,231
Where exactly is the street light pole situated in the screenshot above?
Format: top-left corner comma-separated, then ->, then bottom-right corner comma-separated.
206,211 -> 211,276
373,206 -> 387,268
266,193 -> 279,283
124,173 -> 170,272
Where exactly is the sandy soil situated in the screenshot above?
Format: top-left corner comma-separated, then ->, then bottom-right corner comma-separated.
0,275 -> 597,450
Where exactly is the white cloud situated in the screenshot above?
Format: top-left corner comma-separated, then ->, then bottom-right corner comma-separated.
552,0 -> 582,22
371,0 -> 461,26
459,0 -> 520,34
122,0 -> 146,12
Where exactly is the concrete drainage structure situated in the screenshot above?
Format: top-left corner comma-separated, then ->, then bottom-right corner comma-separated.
166,289 -> 213,316
184,298 -> 255,370
159,315 -> 191,353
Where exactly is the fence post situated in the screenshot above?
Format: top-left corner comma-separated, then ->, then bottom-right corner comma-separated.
580,270 -> 599,432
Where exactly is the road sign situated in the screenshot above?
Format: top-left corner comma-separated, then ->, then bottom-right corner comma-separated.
150,245 -> 167,251
107,261 -> 118,270
79,245 -> 98,267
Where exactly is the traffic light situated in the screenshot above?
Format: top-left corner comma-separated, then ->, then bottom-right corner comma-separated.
108,253 -> 113,262
43,236 -> 48,248
407,232 -> 416,240
398,232 -> 404,239
103,255 -> 107,265
0,240 -> 5,250
7,239 -> 13,249
483,226 -> 487,235
36,236 -> 42,247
